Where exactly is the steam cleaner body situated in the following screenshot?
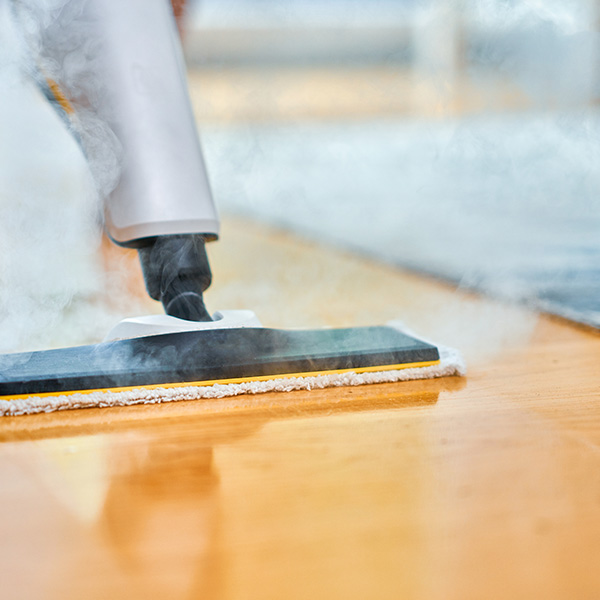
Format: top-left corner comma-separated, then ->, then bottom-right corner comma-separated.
0,0 -> 462,413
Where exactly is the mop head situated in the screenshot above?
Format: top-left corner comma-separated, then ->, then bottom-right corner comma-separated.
0,324 -> 465,417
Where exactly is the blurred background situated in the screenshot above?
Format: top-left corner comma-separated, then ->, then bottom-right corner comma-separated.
1,0 -> 600,352
187,0 -> 600,327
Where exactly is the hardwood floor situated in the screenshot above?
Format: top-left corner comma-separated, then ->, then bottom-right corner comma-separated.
1,217 -> 599,599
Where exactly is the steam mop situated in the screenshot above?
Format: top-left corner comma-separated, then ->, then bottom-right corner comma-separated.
0,0 -> 463,415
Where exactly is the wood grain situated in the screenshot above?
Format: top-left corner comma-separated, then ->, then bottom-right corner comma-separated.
1,217 -> 599,600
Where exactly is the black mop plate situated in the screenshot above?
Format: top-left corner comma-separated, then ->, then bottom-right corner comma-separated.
0,326 -> 440,399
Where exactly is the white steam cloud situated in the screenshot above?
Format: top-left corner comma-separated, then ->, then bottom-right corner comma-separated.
0,1 -> 132,353
199,0 -> 600,348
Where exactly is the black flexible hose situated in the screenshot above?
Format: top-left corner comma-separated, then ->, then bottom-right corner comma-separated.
137,234 -> 213,322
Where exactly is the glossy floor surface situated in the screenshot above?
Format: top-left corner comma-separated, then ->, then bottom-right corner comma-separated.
1,219 -> 600,599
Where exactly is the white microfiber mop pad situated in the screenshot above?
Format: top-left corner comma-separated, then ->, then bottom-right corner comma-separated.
0,329 -> 465,417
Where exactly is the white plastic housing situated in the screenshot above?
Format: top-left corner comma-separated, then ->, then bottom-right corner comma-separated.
94,0 -> 219,244
104,310 -> 263,342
